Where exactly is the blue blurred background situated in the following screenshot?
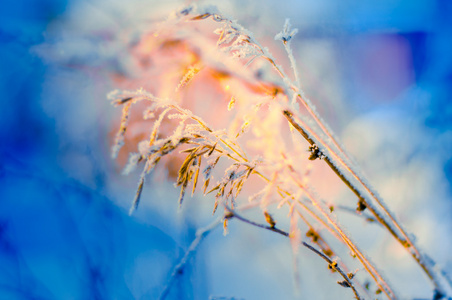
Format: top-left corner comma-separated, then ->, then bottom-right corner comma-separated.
1,0 -> 451,299
0,0 -> 188,299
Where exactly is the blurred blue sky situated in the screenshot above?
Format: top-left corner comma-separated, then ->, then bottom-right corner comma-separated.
0,1 -> 186,298
1,0 -> 452,299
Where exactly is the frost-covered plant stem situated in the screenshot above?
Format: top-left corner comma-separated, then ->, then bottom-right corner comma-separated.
283,110 -> 448,296
260,18 -> 432,288
243,155 -> 395,297
284,159 -> 397,299
275,28 -> 435,292
159,217 -> 223,300
109,4 -> 452,299
273,22 -> 448,296
225,208 -> 363,300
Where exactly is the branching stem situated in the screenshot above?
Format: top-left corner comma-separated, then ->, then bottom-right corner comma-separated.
225,208 -> 363,300
283,109 -> 447,295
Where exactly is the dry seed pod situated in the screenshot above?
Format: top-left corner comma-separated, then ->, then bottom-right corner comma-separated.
328,261 -> 338,272
306,229 -> 319,242
308,144 -> 321,161
323,249 -> 333,257
356,199 -> 367,212
264,211 -> 276,228
337,280 -> 351,288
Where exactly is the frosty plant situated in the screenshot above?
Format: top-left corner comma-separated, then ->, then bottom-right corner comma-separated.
109,4 -> 452,300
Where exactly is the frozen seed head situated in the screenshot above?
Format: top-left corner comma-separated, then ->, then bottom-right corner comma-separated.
274,18 -> 298,44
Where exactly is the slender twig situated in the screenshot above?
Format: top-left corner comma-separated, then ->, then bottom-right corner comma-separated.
283,162 -> 397,299
248,157 -> 393,298
158,218 -> 223,300
336,205 -> 378,224
225,208 -> 362,300
204,133 -> 392,298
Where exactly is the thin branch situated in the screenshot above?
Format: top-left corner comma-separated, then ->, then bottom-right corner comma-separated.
238,153 -> 392,297
336,205 -> 378,224
158,218 -> 223,300
249,155 -> 393,298
284,167 -> 398,299
225,208 -> 362,300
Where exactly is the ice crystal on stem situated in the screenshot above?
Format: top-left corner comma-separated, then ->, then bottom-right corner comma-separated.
274,18 -> 298,44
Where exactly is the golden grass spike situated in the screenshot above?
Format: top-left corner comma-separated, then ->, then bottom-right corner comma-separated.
178,179 -> 188,207
177,149 -> 199,185
203,178 -> 211,195
176,64 -> 202,92
191,13 -> 210,20
180,147 -> 199,153
235,179 -> 244,198
206,184 -> 220,195
212,198 -> 219,215
208,143 -> 217,156
245,167 -> 253,179
192,157 -> 201,196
